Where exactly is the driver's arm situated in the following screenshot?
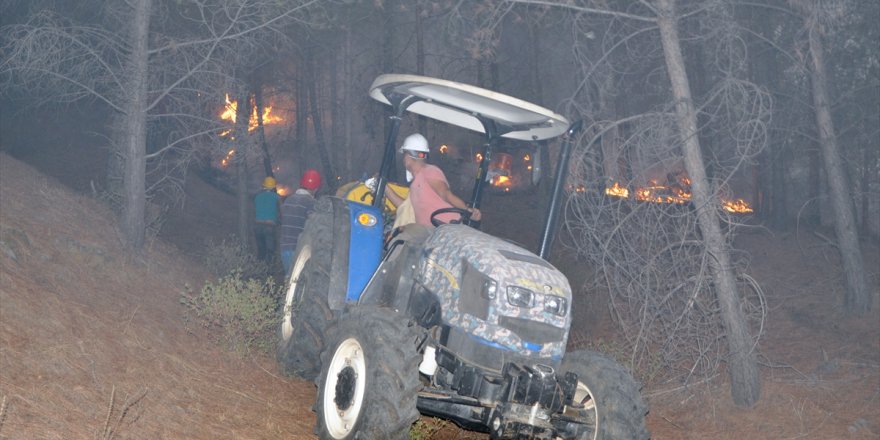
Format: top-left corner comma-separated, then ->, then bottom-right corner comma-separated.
427,178 -> 482,221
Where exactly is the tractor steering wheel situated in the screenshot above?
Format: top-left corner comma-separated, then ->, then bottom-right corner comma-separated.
430,207 -> 472,227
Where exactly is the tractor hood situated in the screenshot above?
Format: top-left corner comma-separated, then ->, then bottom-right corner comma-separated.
417,225 -> 572,363
369,74 -> 570,141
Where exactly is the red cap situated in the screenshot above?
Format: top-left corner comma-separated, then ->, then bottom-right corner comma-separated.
300,168 -> 321,191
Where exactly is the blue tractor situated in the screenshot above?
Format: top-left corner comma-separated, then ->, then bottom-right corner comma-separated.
276,75 -> 649,440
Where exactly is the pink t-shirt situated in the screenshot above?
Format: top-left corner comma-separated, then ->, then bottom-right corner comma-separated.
410,164 -> 456,226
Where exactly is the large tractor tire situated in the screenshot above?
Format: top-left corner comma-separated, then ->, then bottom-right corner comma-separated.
561,350 -> 650,440
277,198 -> 343,380
314,307 -> 422,440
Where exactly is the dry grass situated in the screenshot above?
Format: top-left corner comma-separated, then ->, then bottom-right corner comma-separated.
0,155 -> 316,439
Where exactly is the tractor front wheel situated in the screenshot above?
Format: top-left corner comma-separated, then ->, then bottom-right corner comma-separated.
561,350 -> 650,440
315,307 -> 422,440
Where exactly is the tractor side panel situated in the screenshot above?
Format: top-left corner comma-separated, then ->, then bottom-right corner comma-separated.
344,201 -> 384,303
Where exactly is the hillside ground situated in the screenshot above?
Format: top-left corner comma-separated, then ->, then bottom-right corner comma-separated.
0,107 -> 878,438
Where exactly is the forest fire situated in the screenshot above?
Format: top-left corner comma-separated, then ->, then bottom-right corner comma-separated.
604,174 -> 753,214
492,174 -> 512,192
217,94 -> 284,168
721,198 -> 754,214
219,148 -> 235,168
487,152 -> 516,192
605,181 -> 629,198
219,93 -> 283,134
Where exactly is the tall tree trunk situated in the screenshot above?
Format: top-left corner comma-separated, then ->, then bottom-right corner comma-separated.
598,75 -> 621,183
749,5 -> 788,229
804,15 -> 871,314
236,155 -> 249,249
121,0 -> 153,250
476,60 -> 499,90
382,0 -> 396,74
307,50 -> 334,190
811,149 -> 832,226
343,24 -> 353,181
381,0 -> 397,143
329,49 -> 340,176
416,3 -> 427,135
770,142 -> 788,228
296,67 -> 307,177
235,92 -> 251,249
253,84 -> 274,177
861,144 -> 872,237
527,20 -> 543,104
655,0 -> 761,407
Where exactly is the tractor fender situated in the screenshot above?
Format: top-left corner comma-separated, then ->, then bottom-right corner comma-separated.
326,197 -> 351,310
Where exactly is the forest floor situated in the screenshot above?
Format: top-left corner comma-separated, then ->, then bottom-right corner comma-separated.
1,117 -> 879,438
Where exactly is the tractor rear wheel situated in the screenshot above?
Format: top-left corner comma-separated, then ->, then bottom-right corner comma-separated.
277,198 -> 342,380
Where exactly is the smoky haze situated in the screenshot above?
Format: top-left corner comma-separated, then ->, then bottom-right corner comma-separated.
0,0 -> 878,434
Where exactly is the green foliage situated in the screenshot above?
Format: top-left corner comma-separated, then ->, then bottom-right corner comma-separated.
181,270 -> 280,355
204,238 -> 275,280
409,418 -> 449,440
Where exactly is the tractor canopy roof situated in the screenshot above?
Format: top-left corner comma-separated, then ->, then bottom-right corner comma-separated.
369,74 -> 570,142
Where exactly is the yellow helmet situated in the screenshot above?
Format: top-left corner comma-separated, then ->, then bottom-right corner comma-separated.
262,176 -> 277,189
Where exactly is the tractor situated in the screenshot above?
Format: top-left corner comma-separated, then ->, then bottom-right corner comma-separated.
277,74 -> 649,439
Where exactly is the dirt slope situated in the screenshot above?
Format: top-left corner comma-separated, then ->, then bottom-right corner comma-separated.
641,228 -> 880,439
0,154 -> 316,439
1,149 -> 878,440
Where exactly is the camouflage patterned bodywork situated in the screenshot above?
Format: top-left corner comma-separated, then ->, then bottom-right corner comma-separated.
418,225 -> 572,361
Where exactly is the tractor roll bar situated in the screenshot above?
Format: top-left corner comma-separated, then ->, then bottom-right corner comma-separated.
538,120 -> 583,259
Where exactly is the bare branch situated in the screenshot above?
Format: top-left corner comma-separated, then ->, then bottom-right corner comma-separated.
503,0 -> 657,23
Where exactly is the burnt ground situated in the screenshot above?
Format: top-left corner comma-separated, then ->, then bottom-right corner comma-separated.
0,116 -> 879,438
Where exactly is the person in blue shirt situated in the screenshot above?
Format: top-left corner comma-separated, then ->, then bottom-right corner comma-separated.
254,176 -> 280,261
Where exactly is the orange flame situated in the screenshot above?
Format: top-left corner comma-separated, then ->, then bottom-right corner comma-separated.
218,94 -> 285,168
602,176 -> 753,213
221,94 -> 237,123
722,198 -> 754,214
220,148 -> 235,168
492,175 -> 511,187
605,181 -> 629,198
566,184 -> 587,193
220,93 -> 283,134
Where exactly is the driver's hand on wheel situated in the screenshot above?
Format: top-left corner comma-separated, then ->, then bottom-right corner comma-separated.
468,207 -> 482,221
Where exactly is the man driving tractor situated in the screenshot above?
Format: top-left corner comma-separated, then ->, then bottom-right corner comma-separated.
384,133 -> 481,226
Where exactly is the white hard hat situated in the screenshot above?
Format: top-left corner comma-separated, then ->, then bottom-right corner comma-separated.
400,133 -> 430,154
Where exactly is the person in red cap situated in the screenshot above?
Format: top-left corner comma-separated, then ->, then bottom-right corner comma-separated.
279,168 -> 321,276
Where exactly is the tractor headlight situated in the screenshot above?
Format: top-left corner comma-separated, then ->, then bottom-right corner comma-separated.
507,286 -> 534,308
543,295 -> 567,316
